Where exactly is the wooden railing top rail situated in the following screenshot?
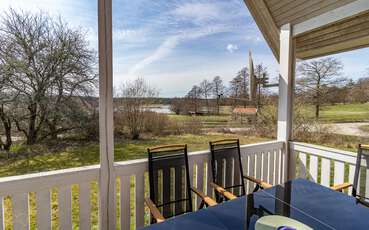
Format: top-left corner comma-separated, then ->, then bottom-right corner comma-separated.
0,165 -> 100,196
0,140 -> 285,196
290,141 -> 366,167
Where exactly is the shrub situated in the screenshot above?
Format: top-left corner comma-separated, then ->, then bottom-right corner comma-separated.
181,116 -> 203,135
143,112 -> 170,136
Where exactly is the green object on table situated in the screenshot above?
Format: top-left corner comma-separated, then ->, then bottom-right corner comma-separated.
255,215 -> 313,230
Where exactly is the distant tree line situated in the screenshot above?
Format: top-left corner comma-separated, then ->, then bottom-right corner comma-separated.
170,63 -> 270,115
171,57 -> 369,119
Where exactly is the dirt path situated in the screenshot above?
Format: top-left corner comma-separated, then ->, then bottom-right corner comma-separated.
322,122 -> 369,137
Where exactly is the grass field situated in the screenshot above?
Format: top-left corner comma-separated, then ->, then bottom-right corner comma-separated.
0,133 -> 269,177
168,104 -> 369,130
302,103 -> 369,123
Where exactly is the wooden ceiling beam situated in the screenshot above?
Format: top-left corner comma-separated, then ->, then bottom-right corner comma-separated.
293,0 -> 369,36
297,35 -> 369,60
243,0 -> 280,61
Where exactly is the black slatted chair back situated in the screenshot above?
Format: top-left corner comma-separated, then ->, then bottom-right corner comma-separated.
352,145 -> 369,202
147,145 -> 192,221
209,139 -> 245,202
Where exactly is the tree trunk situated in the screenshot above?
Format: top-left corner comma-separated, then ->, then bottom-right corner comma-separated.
315,104 -> 320,119
0,105 -> 12,150
3,121 -> 12,151
47,120 -> 58,140
27,103 -> 38,145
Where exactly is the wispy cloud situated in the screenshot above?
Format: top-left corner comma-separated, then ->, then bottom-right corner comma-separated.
127,1 -> 253,75
171,2 -> 220,25
128,25 -> 232,75
227,44 -> 238,53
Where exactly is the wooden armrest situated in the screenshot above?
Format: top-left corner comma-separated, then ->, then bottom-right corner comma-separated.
330,183 -> 352,191
360,144 -> 369,150
243,175 -> 273,189
191,187 -> 217,207
209,182 -> 237,200
144,197 -> 165,223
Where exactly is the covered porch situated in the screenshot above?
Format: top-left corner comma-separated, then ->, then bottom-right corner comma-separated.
1,0 -> 369,229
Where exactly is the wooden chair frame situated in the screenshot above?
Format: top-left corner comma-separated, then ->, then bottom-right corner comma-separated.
209,139 -> 272,202
145,144 -> 217,224
331,144 -> 369,207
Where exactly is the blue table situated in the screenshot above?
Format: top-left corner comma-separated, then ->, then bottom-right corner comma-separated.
140,179 -> 369,230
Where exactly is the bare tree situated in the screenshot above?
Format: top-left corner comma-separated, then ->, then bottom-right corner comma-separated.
0,9 -> 97,144
212,76 -> 225,114
170,97 -> 183,115
229,67 -> 248,106
297,57 -> 344,119
118,77 -> 158,139
349,77 -> 369,103
199,80 -> 213,113
186,85 -> 202,113
254,64 -> 269,109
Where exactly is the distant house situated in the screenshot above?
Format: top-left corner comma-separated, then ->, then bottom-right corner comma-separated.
232,107 -> 257,124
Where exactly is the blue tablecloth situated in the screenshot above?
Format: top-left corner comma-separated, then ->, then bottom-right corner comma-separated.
140,179 -> 369,230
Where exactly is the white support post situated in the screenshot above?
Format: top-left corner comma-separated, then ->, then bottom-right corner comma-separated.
277,24 -> 296,181
98,0 -> 116,229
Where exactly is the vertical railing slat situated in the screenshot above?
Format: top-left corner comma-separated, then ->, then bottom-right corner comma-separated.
255,152 -> 262,182
36,190 -> 51,230
248,153 -> 256,194
79,182 -> 91,230
348,164 -> 356,195
309,155 -> 318,182
268,150 -> 275,185
206,160 -> 212,197
321,158 -> 331,187
365,168 -> 369,198
262,152 -> 268,183
299,153 -> 307,179
58,186 -> 72,230
0,196 -> 4,230
274,149 -> 280,185
281,148 -> 288,183
334,161 -> 345,187
121,176 -> 130,230
12,193 -> 29,230
242,154 -> 249,193
196,161 -> 204,208
135,173 -> 145,228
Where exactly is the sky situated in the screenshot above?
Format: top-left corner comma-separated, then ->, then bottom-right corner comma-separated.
0,0 -> 368,97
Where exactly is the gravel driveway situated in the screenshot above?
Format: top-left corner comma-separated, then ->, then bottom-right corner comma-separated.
322,122 -> 369,137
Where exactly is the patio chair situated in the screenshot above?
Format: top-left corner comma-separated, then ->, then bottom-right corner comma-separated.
331,144 -> 369,207
209,139 -> 272,203
145,144 -> 217,224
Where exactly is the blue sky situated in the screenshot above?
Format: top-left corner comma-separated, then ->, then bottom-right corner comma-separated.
1,0 -> 368,97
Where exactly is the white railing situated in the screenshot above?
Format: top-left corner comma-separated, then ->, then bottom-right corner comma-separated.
0,140 -> 286,230
290,142 -> 368,197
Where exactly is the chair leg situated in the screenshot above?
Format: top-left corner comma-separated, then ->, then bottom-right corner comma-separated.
199,200 -> 205,209
253,184 -> 260,193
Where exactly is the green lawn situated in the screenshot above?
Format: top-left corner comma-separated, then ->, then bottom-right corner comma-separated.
0,133 -> 269,177
301,103 -> 369,123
